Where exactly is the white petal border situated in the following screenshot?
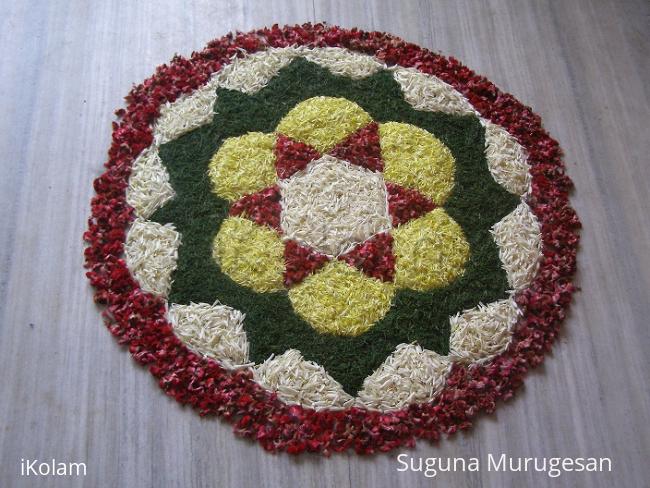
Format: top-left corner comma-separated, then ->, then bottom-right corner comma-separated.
391,67 -> 478,116
127,72 -> 222,219
123,46 -> 543,412
126,148 -> 175,219
214,46 -> 387,95
449,298 -> 521,364
153,75 -> 222,146
356,344 -> 452,410
254,350 -> 355,410
168,302 -> 251,369
491,202 -> 543,291
124,219 -> 180,296
482,121 -> 531,197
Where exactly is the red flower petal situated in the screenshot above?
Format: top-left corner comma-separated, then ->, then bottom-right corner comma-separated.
284,240 -> 330,287
338,232 -> 395,282
229,185 -> 282,231
275,134 -> 321,179
329,122 -> 383,172
386,182 -> 436,226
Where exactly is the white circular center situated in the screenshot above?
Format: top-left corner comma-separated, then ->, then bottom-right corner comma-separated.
278,155 -> 392,256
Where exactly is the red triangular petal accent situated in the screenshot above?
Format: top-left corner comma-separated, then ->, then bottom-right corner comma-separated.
229,185 -> 282,231
386,182 -> 436,227
338,233 -> 395,282
275,134 -> 321,179
329,122 -> 383,172
284,240 -> 330,287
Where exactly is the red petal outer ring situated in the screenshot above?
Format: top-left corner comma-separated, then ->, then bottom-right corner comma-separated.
84,23 -> 581,455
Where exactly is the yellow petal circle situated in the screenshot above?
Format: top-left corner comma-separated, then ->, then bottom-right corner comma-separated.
288,261 -> 395,336
276,97 -> 372,152
393,209 -> 470,291
213,216 -> 284,292
379,122 -> 455,204
208,132 -> 277,201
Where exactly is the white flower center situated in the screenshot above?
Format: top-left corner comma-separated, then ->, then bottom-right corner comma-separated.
279,155 -> 392,256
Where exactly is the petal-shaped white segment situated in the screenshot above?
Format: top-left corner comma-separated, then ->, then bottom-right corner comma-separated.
169,302 -> 250,369
215,48 -> 298,94
300,47 -> 385,79
391,67 -> 478,116
356,344 -> 451,410
483,121 -> 531,196
153,76 -> 221,145
254,350 -> 355,410
491,202 -> 542,290
126,148 -> 175,219
214,46 -> 386,94
124,219 -> 180,296
449,298 -> 521,363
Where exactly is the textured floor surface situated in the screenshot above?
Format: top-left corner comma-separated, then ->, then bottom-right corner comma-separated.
0,1 -> 649,487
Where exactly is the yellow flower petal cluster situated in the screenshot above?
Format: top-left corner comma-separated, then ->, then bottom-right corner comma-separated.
209,97 -> 470,336
380,122 -> 455,204
392,209 -> 470,291
213,217 -> 285,292
288,261 -> 395,336
208,132 -> 276,201
276,97 -> 372,152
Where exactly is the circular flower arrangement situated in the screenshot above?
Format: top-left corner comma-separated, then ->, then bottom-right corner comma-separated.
85,24 -> 580,454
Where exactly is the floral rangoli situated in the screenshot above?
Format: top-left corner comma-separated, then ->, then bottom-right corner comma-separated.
85,24 -> 580,454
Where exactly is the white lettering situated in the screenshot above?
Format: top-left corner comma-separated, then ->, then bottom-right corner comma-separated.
68,462 -> 87,476
423,458 -> 437,478
396,453 -> 409,472
487,453 -> 506,471
26,459 -> 38,476
600,458 -> 612,472
397,453 -> 611,478
19,459 -> 87,476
